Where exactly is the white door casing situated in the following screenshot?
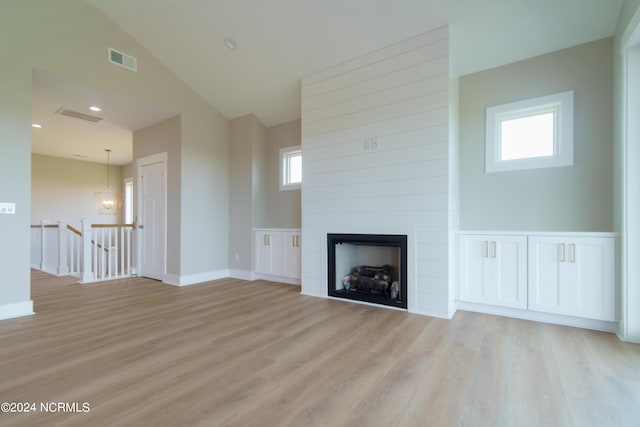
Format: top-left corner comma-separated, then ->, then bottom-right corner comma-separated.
137,152 -> 167,281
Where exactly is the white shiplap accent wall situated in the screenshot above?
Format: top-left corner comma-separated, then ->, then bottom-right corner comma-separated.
300,27 -> 454,318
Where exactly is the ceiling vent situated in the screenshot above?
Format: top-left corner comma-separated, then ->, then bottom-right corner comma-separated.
108,47 -> 137,72
55,107 -> 103,123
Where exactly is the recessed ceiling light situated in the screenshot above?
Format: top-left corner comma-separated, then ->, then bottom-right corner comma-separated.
224,37 -> 238,51
32,123 -> 42,128
89,106 -> 102,112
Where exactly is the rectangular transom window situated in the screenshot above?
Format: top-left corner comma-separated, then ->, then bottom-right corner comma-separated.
486,91 -> 573,173
280,145 -> 301,191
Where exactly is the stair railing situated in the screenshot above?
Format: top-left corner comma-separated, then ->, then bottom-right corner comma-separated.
31,220 -> 135,283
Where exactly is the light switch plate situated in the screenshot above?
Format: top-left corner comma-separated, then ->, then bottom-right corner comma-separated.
0,203 -> 16,214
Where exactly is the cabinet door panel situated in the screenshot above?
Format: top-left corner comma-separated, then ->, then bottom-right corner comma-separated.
460,235 -> 526,308
282,232 -> 301,279
495,238 -> 527,309
459,236 -> 492,302
570,239 -> 615,321
254,231 -> 282,276
528,239 -> 569,315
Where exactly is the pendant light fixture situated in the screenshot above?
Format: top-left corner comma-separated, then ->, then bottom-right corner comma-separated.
95,148 -> 122,215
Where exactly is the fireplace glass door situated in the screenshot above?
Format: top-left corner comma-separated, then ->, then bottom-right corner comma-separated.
327,234 -> 407,309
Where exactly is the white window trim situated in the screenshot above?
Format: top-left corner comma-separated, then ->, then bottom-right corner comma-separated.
280,145 -> 301,191
485,90 -> 574,173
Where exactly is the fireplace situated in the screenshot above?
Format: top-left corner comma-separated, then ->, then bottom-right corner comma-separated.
327,234 -> 407,309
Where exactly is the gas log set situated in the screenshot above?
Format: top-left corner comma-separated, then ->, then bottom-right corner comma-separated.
342,265 -> 400,299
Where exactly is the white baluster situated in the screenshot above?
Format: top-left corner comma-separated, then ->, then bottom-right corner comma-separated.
40,220 -> 47,271
80,219 -> 93,283
57,220 -> 69,276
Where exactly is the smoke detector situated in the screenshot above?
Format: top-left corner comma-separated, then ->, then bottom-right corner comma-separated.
224,37 -> 238,50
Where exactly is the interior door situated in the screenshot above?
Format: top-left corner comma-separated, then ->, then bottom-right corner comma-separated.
137,153 -> 166,280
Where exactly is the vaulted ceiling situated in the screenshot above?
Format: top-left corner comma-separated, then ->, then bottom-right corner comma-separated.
33,0 -> 624,165
83,0 -> 623,127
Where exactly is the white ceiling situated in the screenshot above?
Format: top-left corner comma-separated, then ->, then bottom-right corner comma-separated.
83,0 -> 623,127
32,69 -> 176,165
33,0 -> 624,165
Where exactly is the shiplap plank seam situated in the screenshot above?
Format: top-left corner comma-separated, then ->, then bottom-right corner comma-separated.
302,27 -> 448,86
303,106 -> 448,138
303,58 -> 448,103
303,73 -> 448,117
302,110 -> 448,143
303,65 -> 448,110
304,88 -> 449,126
303,124 -> 448,150
302,49 -> 448,100
304,140 -> 448,164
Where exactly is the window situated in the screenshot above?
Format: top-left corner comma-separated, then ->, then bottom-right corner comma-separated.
280,145 -> 302,190
485,91 -> 573,173
124,178 -> 133,224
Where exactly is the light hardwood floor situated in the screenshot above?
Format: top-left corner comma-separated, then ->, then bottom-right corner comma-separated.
0,271 -> 639,426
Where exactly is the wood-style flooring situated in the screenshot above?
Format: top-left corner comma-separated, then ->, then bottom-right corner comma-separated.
0,271 -> 639,426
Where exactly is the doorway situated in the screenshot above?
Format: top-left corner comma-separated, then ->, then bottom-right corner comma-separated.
137,152 -> 167,281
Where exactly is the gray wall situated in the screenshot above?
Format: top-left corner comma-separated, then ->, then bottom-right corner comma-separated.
32,154 -> 124,226
459,37 -> 614,231
229,114 -> 268,272
265,120 -> 301,228
122,163 -> 133,179
0,38 -> 30,308
228,117 -> 299,274
133,115 -> 181,277
252,117 -> 268,228
0,0 -> 229,313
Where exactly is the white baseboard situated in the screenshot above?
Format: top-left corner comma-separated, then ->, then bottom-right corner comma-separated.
254,273 -> 300,286
163,270 -> 230,287
0,300 -> 34,321
228,269 -> 256,281
413,308 -> 454,320
163,270 -> 300,286
300,290 -> 324,298
455,300 -> 618,333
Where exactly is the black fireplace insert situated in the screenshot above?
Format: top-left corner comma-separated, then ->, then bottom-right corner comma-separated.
327,233 -> 407,309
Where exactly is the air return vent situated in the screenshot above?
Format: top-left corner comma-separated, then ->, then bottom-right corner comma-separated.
55,107 -> 103,123
108,47 -> 137,72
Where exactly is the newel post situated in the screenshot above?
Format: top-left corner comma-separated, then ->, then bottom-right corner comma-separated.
80,219 -> 93,283
57,220 -> 69,276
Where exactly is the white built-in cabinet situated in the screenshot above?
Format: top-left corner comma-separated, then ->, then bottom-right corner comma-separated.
254,230 -> 282,276
254,229 -> 301,281
528,236 -> 615,321
459,235 -> 527,309
458,232 -> 616,324
281,231 -> 301,279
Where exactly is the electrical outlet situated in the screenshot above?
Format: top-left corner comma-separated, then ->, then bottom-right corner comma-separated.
0,203 -> 15,214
